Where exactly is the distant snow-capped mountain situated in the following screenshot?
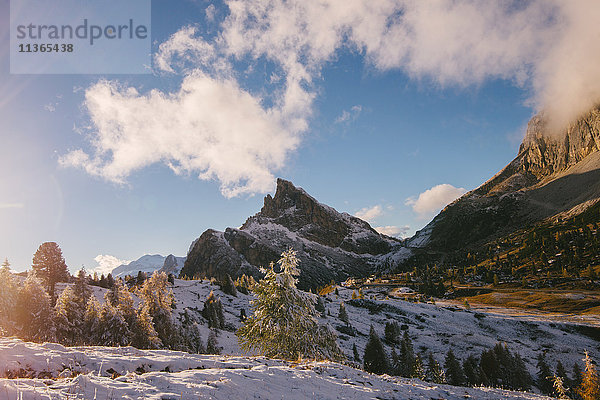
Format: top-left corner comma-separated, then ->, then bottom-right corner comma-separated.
111,254 -> 186,278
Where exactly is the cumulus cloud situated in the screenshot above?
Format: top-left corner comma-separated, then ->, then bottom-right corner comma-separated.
406,184 -> 467,218
355,205 -> 383,222
375,225 -> 410,238
91,254 -> 128,276
335,105 -> 362,124
60,72 -> 298,197
63,1 -> 600,196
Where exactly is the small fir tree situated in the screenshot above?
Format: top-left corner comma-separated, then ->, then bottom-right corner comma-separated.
384,321 -> 401,344
363,325 -> 388,374
237,249 -> 342,361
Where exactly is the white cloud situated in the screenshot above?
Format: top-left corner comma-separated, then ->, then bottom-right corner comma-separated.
0,203 -> 24,209
375,225 -> 410,238
355,204 -> 383,222
205,4 -> 217,23
91,254 -> 128,276
63,1 -> 600,196
60,72 -> 300,197
335,105 -> 362,124
406,184 -> 467,218
44,103 -> 56,112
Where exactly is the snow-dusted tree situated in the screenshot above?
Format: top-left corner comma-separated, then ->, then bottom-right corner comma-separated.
579,351 -> 600,400
31,242 -> 69,304
399,331 -> 416,377
15,272 -> 54,342
220,274 -> 237,296
138,272 -> 176,348
98,301 -> 130,346
363,325 -> 388,374
83,296 -> 102,344
0,260 -> 17,335
202,291 -> 225,329
54,286 -> 84,345
54,269 -> 91,345
237,249 -> 342,361
414,354 -> 426,381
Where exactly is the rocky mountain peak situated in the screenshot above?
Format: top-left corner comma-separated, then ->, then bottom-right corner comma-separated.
519,107 -> 600,181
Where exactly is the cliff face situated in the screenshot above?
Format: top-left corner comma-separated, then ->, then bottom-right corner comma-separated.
180,179 -> 400,289
412,106 -> 600,253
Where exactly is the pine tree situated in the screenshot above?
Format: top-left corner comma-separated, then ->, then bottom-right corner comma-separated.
202,291 -> 225,329
399,331 -> 416,377
15,272 -> 54,342
31,242 -> 70,304
384,321 -> 401,344
363,325 -> 388,374
54,286 -> 85,345
512,352 -> 532,391
463,354 -> 480,386
353,343 -> 360,362
237,249 -> 342,361
444,349 -> 465,386
0,260 -> 17,335
206,329 -> 220,355
579,351 -> 600,400
139,272 -> 176,348
427,353 -> 446,384
338,302 -> 349,325
537,353 -> 554,395
130,305 -> 160,349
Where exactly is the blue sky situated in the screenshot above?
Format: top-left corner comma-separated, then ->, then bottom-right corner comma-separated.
2,0 -> 598,274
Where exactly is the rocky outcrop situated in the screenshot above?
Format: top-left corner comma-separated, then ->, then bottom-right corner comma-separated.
180,179 -> 401,289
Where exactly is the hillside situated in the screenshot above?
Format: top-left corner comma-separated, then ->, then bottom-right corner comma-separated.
401,107 -> 600,279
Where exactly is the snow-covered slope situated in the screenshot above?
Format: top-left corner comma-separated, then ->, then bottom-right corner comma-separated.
168,279 -> 599,381
0,338 -> 552,399
111,254 -> 185,278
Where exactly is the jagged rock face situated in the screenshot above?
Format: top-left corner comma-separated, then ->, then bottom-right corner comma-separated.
414,107 -> 600,253
181,179 -> 400,289
519,108 -> 600,179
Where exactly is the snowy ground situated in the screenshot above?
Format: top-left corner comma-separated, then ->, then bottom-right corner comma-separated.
0,338 -> 553,399
2,278 -> 598,399
167,279 -> 599,377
